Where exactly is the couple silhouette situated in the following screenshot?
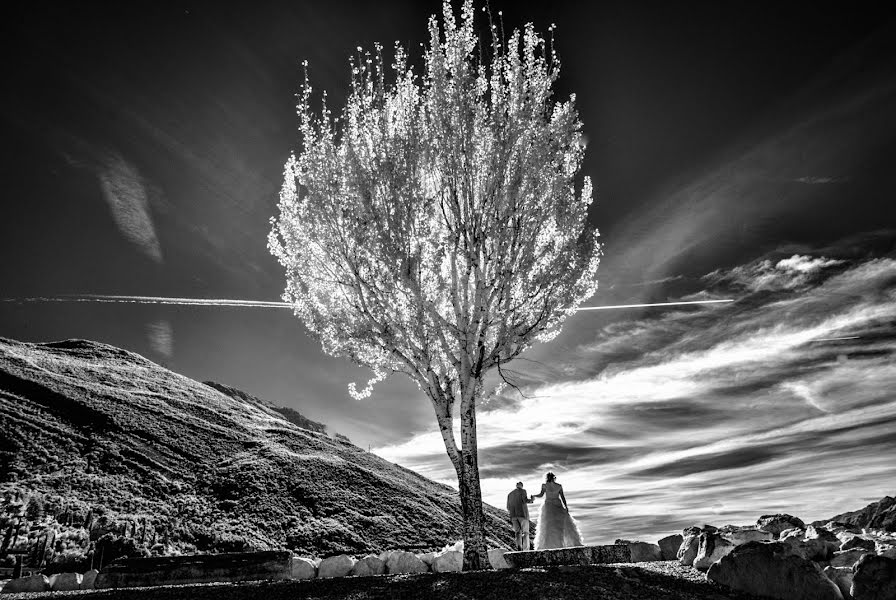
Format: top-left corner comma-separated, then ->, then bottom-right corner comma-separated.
506,472 -> 584,551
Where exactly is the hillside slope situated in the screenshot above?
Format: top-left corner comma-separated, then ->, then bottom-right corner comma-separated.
814,495 -> 896,532
0,337 -> 514,566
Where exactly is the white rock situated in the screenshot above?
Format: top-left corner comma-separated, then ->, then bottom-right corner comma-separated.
431,550 -> 463,572
841,536 -> 876,552
290,556 -> 317,580
416,552 -> 435,566
627,541 -> 662,562
350,556 -> 385,577
318,554 -> 356,578
80,569 -> 99,589
678,527 -> 703,566
693,533 -> 735,571
385,550 -> 428,574
780,528 -> 805,541
488,548 -> 509,569
49,572 -> 82,591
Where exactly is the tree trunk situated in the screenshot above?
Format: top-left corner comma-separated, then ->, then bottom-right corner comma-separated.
455,380 -> 491,571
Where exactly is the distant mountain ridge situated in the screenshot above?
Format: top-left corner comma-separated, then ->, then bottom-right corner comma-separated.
0,337 -> 513,570
814,495 -> 896,532
202,380 -> 328,436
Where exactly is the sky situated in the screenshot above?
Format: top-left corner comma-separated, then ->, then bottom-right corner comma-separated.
1,1 -> 895,544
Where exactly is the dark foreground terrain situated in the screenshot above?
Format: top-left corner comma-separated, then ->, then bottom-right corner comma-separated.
0,562 -> 763,600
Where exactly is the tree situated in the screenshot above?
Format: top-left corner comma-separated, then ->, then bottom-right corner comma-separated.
269,0 -> 601,570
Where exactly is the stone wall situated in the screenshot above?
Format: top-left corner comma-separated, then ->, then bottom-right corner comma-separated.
504,544 -> 631,568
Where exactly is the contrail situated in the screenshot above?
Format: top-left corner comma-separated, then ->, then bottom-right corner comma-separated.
808,335 -> 862,342
2,295 -> 736,311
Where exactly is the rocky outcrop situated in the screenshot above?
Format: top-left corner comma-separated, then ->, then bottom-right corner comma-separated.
721,526 -> 774,545
706,541 -> 843,600
841,537 -> 876,552
851,554 -> 896,600
817,496 -> 896,533
757,514 -> 806,538
658,534 -> 683,561
677,527 -> 703,566
81,569 -> 98,589
830,549 -> 874,568
693,532 -> 734,571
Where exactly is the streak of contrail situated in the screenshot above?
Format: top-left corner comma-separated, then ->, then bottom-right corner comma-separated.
1,295 -> 736,311
808,336 -> 862,342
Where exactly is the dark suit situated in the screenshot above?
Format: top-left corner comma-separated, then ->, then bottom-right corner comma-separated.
506,487 -> 533,550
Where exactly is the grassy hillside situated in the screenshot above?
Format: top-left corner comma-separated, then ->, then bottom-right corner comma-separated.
0,337 -> 514,572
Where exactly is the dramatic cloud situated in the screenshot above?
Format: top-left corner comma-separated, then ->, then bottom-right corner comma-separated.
98,153 -> 163,263
373,252 -> 896,544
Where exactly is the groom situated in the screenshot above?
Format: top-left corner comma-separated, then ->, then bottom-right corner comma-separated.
506,481 -> 534,551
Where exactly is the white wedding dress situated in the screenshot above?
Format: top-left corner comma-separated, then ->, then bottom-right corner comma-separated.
533,482 -> 585,549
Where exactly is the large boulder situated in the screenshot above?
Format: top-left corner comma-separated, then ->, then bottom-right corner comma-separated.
782,536 -> 837,562
290,556 -> 317,580
722,527 -> 775,546
49,572 -> 83,591
706,541 -> 843,600
658,534 -> 683,561
781,527 -> 806,540
678,527 -> 703,566
627,541 -> 662,562
318,554 -> 356,578
693,532 -> 735,571
80,569 -> 99,589
385,550 -> 428,574
807,526 -> 843,559
431,550 -> 463,573
1,575 -> 50,593
831,549 -> 873,568
841,537 -> 876,552
416,552 -> 435,567
350,555 -> 385,577
757,514 -> 807,538
823,566 -> 854,600
488,548 -> 509,569
851,554 -> 896,600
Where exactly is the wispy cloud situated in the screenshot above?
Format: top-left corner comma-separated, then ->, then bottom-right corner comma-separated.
373,253 -> 896,544
97,152 -> 163,263
146,319 -> 173,358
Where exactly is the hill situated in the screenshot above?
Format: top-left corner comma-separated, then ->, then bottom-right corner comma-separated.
0,337 -> 514,571
813,495 -> 896,532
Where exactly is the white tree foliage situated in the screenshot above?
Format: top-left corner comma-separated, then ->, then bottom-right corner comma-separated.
269,1 -> 601,409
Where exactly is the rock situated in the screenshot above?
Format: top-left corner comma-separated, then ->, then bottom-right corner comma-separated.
431,550 -> 463,572
757,514 -> 807,538
722,527 -> 775,546
49,572 -> 83,591
95,551 -> 292,588
385,550 -> 428,574
1,574 -> 50,593
808,526 -> 842,544
851,554 -> 896,600
627,541 -> 662,562
781,527 -> 806,540
488,548 -> 509,569
290,556 -> 317,579
80,569 -> 98,589
678,527 -> 703,566
350,555 -> 385,577
693,532 -> 735,571
503,544 -> 630,568
782,536 -> 836,562
831,549 -> 873,568
416,552 -> 435,566
841,537 -> 876,552
706,541 -> 843,600
877,543 -> 896,560
318,555 -> 356,578
658,534 -> 683,561
823,566 -> 854,600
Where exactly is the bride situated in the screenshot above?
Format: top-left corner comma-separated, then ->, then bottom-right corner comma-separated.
531,472 -> 585,549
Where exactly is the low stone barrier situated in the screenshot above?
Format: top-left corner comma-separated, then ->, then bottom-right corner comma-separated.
504,544 -> 631,568
95,550 -> 292,589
